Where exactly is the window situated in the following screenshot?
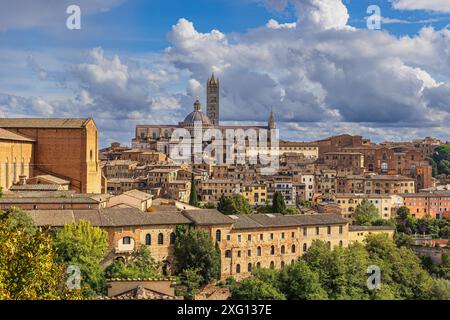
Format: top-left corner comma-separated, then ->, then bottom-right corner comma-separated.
238,235 -> 242,242
303,243 -> 307,252
281,232 -> 285,239
270,261 -> 275,269
316,227 -> 320,235
236,264 -> 241,274
225,250 -> 232,258
248,234 -> 252,241
291,244 -> 296,253
281,261 -> 285,269
237,251 -> 241,258
270,246 -> 275,255
248,263 -> 252,272
303,228 -> 307,236
158,233 -> 164,245
257,246 -> 262,256
327,226 -> 331,235
145,233 -> 151,245
281,245 -> 285,254
327,241 -> 331,248
216,229 -> 221,242
256,262 -> 261,268
170,232 -> 176,245
122,237 -> 131,245
291,232 -> 295,239
259,234 -> 263,240
248,250 -> 251,257
339,240 -> 343,247
270,233 -> 274,240
339,225 -> 343,234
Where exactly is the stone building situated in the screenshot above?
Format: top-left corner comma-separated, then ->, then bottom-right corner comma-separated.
0,128 -> 34,191
0,118 -> 102,193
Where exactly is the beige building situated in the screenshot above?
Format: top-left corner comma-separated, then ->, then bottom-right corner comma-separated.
0,128 -> 34,191
200,179 -> 241,203
0,118 -> 102,193
317,193 -> 403,219
348,226 -> 395,244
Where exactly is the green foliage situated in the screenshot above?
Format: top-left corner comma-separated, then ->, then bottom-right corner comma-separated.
231,277 -> 286,300
428,145 -> 450,177
217,194 -> 252,215
0,213 -> 81,300
297,199 -> 311,208
278,260 -> 328,300
106,245 -> 161,279
53,220 -> 109,296
430,278 -> 450,300
176,267 -> 203,300
0,208 -> 37,235
353,199 -> 379,226
189,174 -> 199,207
173,227 -> 221,283
271,191 -> 286,213
282,207 -> 301,215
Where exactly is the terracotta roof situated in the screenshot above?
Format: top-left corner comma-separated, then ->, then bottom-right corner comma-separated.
0,128 -> 35,142
9,184 -> 62,191
230,213 -> 348,230
27,208 -> 192,227
349,226 -> 395,231
182,209 -> 234,226
0,118 -> 91,128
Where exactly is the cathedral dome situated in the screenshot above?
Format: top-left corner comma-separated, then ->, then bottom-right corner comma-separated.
181,97 -> 212,126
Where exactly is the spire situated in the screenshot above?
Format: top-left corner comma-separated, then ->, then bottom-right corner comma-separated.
194,96 -> 201,111
208,72 -> 218,85
268,108 -> 275,130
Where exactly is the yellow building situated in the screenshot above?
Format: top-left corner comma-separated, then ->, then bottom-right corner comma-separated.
317,193 -> 403,220
242,184 -> 267,206
0,118 -> 102,193
0,128 -> 34,191
348,226 -> 395,244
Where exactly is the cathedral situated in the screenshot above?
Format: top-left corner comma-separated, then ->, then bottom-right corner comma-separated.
132,73 -> 275,154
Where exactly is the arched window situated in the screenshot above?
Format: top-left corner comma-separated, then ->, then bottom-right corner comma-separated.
291,259 -> 295,264
158,233 -> 164,245
257,246 -> 262,256
270,246 -> 275,255
247,263 -> 252,272
327,241 -> 331,248
236,264 -> 241,274
339,240 -> 343,247
303,243 -> 307,252
281,261 -> 285,269
270,261 -> 275,269
215,229 -> 221,242
145,233 -> 151,245
225,250 -> 232,258
256,262 -> 261,268
291,244 -> 296,253
170,232 -> 176,245
281,245 -> 285,254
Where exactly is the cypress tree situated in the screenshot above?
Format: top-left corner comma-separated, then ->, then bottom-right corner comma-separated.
189,173 -> 199,207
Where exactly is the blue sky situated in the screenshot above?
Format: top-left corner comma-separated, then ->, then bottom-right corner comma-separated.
0,0 -> 450,147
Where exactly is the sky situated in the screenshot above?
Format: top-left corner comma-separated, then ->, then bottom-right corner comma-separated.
0,0 -> 450,147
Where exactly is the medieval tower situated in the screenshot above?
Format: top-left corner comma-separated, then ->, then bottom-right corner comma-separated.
207,73 -> 220,126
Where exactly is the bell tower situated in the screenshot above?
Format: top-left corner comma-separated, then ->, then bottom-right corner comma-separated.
207,73 -> 219,126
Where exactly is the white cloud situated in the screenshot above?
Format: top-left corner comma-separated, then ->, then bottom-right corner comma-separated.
391,0 -> 450,13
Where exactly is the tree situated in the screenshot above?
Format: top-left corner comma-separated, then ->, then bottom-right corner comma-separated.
176,268 -> 203,300
430,279 -> 450,300
53,220 -> 109,296
231,278 -> 286,300
0,214 -> 81,299
353,199 -> 379,226
217,194 -> 252,215
0,207 -> 36,235
278,260 -> 328,300
173,227 -> 221,283
428,145 -> 450,177
189,174 -> 199,207
272,191 -> 286,213
106,245 -> 161,279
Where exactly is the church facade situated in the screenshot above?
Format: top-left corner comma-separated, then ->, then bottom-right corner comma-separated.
132,74 -> 275,156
